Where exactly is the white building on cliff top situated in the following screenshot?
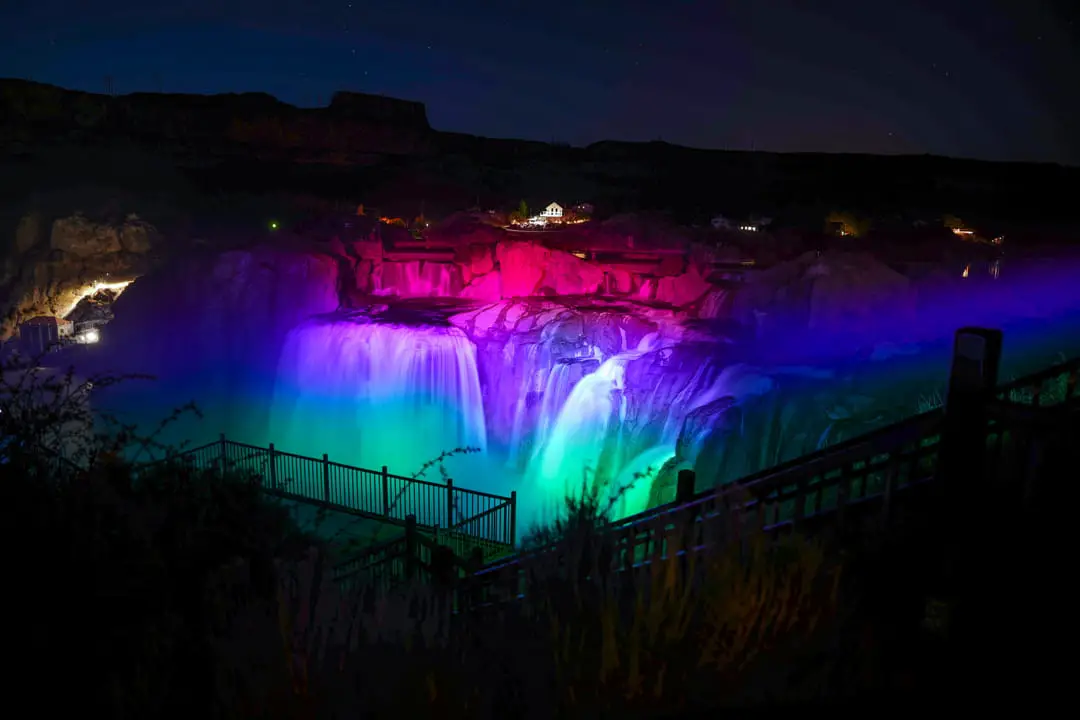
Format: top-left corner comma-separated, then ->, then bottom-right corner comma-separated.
541,202 -> 563,218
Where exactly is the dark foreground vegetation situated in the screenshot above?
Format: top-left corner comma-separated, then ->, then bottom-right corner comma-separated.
1,354 -> 1070,718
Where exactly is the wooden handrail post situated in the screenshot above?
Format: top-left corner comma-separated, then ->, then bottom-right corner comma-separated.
218,433 -> 227,476
446,478 -> 455,529
935,326 -> 1003,642
268,443 -> 278,490
939,327 -> 1002,507
675,469 -> 696,504
322,453 -> 331,504
404,514 -> 417,580
381,465 -> 390,516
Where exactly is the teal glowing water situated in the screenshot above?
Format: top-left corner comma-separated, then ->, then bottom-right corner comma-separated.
268,319 -> 487,479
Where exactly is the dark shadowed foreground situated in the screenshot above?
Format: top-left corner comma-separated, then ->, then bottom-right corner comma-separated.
1,355 -> 1069,718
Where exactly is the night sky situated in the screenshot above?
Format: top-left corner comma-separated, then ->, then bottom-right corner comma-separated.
2,0 -> 1077,164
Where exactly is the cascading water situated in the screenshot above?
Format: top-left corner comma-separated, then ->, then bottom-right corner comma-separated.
533,360 -> 577,455
374,261 -> 460,297
267,317 -> 488,481
524,333 -> 660,524
522,338 -> 792,526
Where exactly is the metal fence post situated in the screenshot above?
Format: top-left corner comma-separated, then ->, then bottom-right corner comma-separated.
268,443 -> 278,490
381,465 -> 390,516
322,453 -> 331,504
510,490 -> 517,546
218,433 -> 227,476
446,478 -> 455,529
404,514 -> 418,580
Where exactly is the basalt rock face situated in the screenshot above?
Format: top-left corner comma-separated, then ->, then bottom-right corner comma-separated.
0,79 -> 433,159
732,250 -> 917,348
1,212 -> 155,340
450,297 -> 678,459
94,246 -> 341,441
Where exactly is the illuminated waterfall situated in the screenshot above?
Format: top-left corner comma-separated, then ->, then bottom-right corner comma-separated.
268,318 -> 487,477
524,333 -> 660,523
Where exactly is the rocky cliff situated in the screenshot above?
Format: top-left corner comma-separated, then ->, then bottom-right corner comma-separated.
60,220 -> 938,514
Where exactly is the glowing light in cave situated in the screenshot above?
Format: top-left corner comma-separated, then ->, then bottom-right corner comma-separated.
77,328 -> 100,344
59,280 -> 133,319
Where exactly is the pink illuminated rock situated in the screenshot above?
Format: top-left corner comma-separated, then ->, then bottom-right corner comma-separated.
461,270 -> 502,302
351,238 -> 383,262
607,269 -> 634,294
538,248 -> 606,296
656,254 -> 686,276
654,267 -> 712,308
466,244 -> 494,276
496,241 -> 548,297
493,240 -> 608,297
352,259 -> 374,293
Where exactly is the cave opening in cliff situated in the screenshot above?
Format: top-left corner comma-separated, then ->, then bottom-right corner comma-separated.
59,279 -> 133,342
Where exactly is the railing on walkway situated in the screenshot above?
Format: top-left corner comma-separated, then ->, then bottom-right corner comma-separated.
261,343 -> 1080,604
334,515 -> 491,592
156,435 -> 517,554
463,350 -> 1080,609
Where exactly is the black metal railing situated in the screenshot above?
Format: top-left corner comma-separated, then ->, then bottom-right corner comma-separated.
154,436 -> 517,549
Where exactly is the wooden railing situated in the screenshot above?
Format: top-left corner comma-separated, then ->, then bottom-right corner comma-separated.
464,352 -> 1080,609
334,515 -> 491,592
152,435 -> 517,552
